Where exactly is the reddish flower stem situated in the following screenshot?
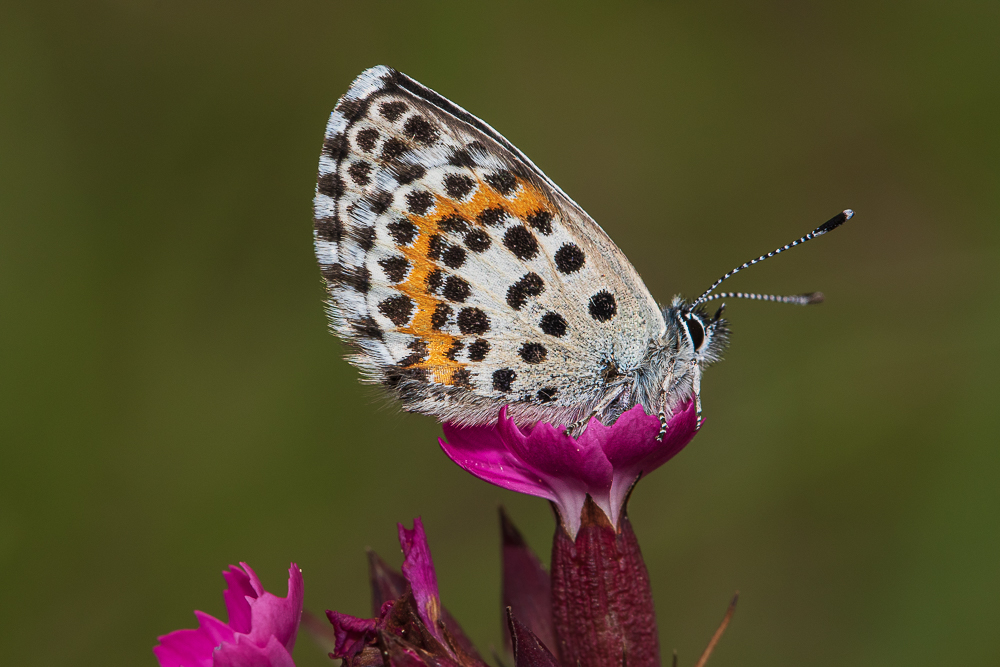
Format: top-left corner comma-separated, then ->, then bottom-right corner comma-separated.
550,497 -> 659,667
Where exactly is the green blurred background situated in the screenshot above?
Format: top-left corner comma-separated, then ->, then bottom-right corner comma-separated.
2,1 -> 998,665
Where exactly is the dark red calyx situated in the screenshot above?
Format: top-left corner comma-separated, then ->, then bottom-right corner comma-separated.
506,607 -> 561,667
550,496 -> 659,667
500,508 -> 556,656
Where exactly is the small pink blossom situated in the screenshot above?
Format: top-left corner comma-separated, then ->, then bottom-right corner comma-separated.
154,563 -> 303,667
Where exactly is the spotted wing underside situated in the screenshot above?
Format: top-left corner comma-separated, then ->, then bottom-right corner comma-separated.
314,66 -> 664,426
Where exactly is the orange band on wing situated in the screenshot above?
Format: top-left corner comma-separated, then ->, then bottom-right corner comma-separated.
393,175 -> 553,386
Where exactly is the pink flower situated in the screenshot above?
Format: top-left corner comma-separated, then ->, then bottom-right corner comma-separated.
440,402 -> 700,537
154,563 -> 303,667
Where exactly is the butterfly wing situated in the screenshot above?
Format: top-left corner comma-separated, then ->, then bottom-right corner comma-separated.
314,66 -> 665,426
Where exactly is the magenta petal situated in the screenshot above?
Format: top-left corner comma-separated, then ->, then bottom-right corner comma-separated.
605,401 -> 700,525
222,565 -> 258,635
441,402 -> 703,537
213,634 -> 297,667
439,419 -> 557,501
245,563 -> 304,654
154,563 -> 303,667
326,610 -> 378,659
497,413 -> 613,491
154,610 -> 236,667
603,401 -> 699,524
154,627 -> 219,667
398,518 -> 445,644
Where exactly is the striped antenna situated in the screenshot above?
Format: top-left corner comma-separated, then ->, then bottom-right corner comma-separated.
692,209 -> 854,308
698,291 -> 824,306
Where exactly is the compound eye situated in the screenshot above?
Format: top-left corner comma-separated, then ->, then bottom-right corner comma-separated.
685,317 -> 705,351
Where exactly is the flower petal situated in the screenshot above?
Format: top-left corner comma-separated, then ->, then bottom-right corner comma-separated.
245,563 -> 304,654
603,401 -> 699,525
439,419 -> 557,501
498,411 -> 613,491
325,610 -> 378,659
154,609 -> 236,667
213,634 -> 296,667
222,565 -> 258,635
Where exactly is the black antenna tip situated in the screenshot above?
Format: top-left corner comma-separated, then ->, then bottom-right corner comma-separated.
803,291 -> 825,304
815,209 -> 854,235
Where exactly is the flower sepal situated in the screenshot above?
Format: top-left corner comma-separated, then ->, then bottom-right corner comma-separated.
326,518 -> 488,667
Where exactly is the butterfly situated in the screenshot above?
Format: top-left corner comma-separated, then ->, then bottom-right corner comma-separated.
313,66 -> 852,433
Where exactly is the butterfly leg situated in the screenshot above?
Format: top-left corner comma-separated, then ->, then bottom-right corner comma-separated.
566,385 -> 627,438
692,363 -> 704,428
656,368 -> 677,441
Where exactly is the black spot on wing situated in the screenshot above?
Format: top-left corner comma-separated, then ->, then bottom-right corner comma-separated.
393,163 -> 426,185
525,209 -> 553,235
322,133 -> 348,161
406,190 -> 434,215
317,173 -> 345,199
355,128 -> 379,152
335,97 -> 365,122
427,235 -> 444,261
315,216 -> 343,243
492,368 -> 516,393
442,276 -> 471,303
378,255 -> 410,283
485,170 -> 517,196
379,100 -> 407,121
457,307 -> 490,334
378,294 -> 414,326
536,387 -> 558,403
368,190 -> 392,215
387,219 -> 417,246
503,225 -> 538,260
348,161 -> 372,185
426,269 -> 444,295
437,214 -> 469,235
381,138 -> 407,161
442,245 -> 466,269
588,290 -> 617,322
467,338 -> 490,362
506,272 -> 544,310
444,174 -> 475,199
519,342 -> 547,364
476,207 -> 507,227
554,243 -> 585,274
540,311 -> 567,337
464,229 -> 491,252
402,115 -> 439,145
322,263 -> 370,293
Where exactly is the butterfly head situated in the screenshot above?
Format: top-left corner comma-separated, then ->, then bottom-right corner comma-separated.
664,297 -> 730,366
